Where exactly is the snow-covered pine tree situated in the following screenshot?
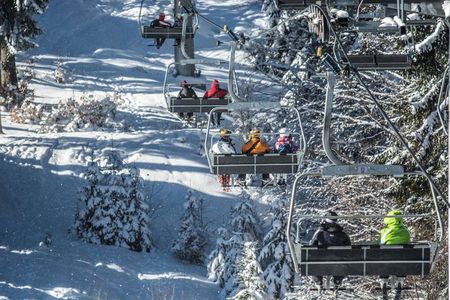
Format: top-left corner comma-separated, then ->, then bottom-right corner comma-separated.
74,149 -> 152,252
207,227 -> 230,287
229,241 -> 268,300
207,192 -> 261,297
0,0 -> 48,106
171,189 -> 208,264
259,195 -> 295,299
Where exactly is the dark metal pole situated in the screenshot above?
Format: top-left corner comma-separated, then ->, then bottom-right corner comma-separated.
174,0 -> 195,76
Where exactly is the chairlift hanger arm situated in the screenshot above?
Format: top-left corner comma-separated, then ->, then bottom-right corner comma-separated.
310,4 -> 449,208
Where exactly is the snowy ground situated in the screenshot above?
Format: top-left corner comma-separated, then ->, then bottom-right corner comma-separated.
0,0 -> 266,298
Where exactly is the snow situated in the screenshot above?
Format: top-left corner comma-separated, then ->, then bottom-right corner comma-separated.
444,1 -> 450,18
336,10 -> 349,19
379,17 -> 397,28
415,21 -> 444,53
0,0 -> 266,299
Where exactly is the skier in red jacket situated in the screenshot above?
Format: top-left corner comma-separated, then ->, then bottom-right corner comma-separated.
203,80 -> 228,126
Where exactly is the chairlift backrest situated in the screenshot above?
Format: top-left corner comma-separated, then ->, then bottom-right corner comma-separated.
321,164 -> 404,177
141,26 -> 194,39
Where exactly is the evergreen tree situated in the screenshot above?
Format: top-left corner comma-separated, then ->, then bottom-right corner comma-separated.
207,227 -> 230,287
74,149 -> 153,252
207,192 -> 261,297
230,242 -> 268,300
0,0 -> 48,105
259,196 -> 295,299
171,190 -> 208,264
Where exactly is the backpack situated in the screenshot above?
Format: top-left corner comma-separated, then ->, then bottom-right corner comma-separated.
150,20 -> 159,27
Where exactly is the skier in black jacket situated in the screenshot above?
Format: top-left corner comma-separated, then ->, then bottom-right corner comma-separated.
310,211 -> 351,289
177,80 -> 197,121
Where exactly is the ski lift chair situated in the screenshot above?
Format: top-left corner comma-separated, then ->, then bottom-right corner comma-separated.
286,164 -> 443,298
274,0 -> 322,10
346,54 -> 412,70
163,59 -> 233,114
204,102 -> 306,181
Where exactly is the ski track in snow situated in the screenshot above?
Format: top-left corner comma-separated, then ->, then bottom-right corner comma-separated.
0,0 -> 268,298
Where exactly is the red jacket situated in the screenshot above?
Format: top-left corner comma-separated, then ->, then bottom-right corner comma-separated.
203,81 -> 228,98
152,15 -> 172,28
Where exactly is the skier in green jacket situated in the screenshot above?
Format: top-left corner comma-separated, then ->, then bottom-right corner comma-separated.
379,210 -> 411,245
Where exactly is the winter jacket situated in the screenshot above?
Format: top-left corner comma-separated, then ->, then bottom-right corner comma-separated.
177,86 -> 197,99
241,138 -> 271,155
274,136 -> 299,154
379,210 -> 411,245
203,81 -> 228,99
151,16 -> 172,28
310,223 -> 351,247
212,139 -> 237,154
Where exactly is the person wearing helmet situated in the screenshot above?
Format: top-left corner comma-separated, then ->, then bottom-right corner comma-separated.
238,128 -> 271,186
150,12 -> 173,49
177,80 -> 198,122
212,128 -> 237,155
310,211 -> 351,290
378,210 -> 410,245
211,128 -> 237,191
203,80 -> 228,126
273,128 -> 299,154
377,210 -> 410,298
273,128 -> 299,185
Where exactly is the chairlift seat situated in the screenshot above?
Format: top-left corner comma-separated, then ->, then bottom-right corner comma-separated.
141,26 -> 194,39
276,0 -> 320,10
321,164 -> 404,177
210,153 -> 300,174
347,54 -> 411,70
293,243 -> 437,277
168,96 -> 231,113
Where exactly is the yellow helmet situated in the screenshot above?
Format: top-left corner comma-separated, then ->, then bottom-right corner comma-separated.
220,128 -> 231,136
250,127 -> 260,138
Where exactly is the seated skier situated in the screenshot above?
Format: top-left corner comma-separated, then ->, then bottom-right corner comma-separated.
273,128 -> 299,154
378,210 -> 411,245
377,210 -> 411,297
310,211 -> 351,290
273,128 -> 299,185
203,80 -> 228,126
177,80 -> 197,122
211,128 -> 237,191
238,128 -> 271,187
150,12 -> 172,49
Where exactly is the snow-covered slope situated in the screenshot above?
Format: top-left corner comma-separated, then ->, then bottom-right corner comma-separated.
0,0 -> 265,298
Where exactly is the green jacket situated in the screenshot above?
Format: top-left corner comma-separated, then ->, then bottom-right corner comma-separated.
379,210 -> 411,245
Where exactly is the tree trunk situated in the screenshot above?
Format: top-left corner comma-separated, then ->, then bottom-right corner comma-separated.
0,38 -> 18,107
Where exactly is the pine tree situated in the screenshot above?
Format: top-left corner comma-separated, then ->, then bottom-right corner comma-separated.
259,196 -> 295,299
74,149 -> 153,252
207,227 -> 230,287
0,0 -> 48,105
171,190 -> 208,264
229,242 -> 268,300
207,192 -> 261,297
